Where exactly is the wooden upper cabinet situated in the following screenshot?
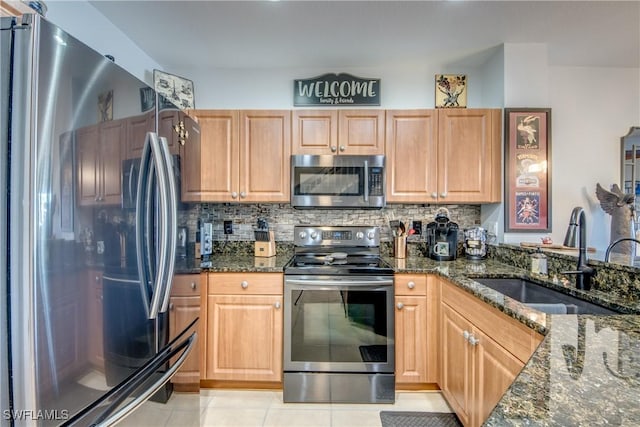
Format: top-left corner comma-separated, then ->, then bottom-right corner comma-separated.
125,112 -> 153,159
187,110 -> 290,203
292,110 -> 337,155
292,109 -> 384,155
386,110 -> 438,203
239,110 -> 291,202
337,110 -> 385,155
387,108 -> 502,204
76,119 -> 125,206
438,109 -> 501,203
157,110 -> 182,155
188,110 -> 239,202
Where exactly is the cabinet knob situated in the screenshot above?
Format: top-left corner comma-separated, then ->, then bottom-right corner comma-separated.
339,145 -> 345,152
331,146 -> 337,153
274,301 -> 281,309
190,282 -> 196,290
396,302 -> 404,310
240,191 -> 247,199
407,281 -> 415,289
431,192 -> 438,199
468,335 -> 479,346
231,192 -> 238,199
440,192 -> 447,198
241,280 -> 249,289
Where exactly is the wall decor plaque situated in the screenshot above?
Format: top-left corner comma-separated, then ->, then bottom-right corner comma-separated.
153,69 -> 195,110
435,74 -> 467,108
293,73 -> 380,106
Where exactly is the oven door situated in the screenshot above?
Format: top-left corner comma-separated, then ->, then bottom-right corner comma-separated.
284,275 -> 394,373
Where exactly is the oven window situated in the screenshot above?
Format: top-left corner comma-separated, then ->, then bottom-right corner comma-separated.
294,167 -> 363,196
289,289 -> 389,363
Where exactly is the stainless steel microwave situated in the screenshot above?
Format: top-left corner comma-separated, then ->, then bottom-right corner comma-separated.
290,154 -> 385,208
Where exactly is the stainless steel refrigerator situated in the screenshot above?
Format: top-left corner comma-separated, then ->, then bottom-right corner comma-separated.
1,14 -> 199,426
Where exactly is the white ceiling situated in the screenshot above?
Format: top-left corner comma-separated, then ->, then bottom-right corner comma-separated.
89,0 -> 640,71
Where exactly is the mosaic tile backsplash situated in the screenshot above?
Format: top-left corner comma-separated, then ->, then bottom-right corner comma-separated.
180,203 -> 483,245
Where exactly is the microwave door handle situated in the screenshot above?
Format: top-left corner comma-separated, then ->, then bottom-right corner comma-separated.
363,160 -> 369,202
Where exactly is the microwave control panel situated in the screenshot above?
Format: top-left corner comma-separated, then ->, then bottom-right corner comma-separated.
368,167 -> 384,196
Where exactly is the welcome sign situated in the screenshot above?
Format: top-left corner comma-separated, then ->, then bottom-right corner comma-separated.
293,73 -> 381,106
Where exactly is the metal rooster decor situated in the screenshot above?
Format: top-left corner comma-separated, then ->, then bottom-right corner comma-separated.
595,183 -> 636,255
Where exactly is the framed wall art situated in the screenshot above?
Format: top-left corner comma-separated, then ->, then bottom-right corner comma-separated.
153,69 -> 195,111
504,108 -> 552,232
435,74 -> 467,108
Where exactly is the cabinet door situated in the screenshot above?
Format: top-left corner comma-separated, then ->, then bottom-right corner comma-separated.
338,109 -> 385,155
472,329 -> 523,427
99,119 -> 125,205
292,109 -> 338,155
76,125 -> 99,206
179,114 -> 204,202
395,295 -> 428,384
158,110 -> 181,155
205,294 -> 283,382
239,110 -> 291,202
441,303 -> 473,427
169,295 -> 201,390
386,110 -> 438,203
437,109 -> 501,203
87,271 -> 104,369
189,110 -> 239,202
126,112 -> 153,159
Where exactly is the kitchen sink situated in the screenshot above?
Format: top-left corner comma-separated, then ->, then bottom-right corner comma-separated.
473,278 -> 619,315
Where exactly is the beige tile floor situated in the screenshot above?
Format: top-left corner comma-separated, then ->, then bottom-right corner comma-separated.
121,389 -> 453,427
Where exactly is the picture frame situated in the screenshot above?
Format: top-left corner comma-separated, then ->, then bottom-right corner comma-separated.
504,108 -> 552,232
97,90 -> 113,122
435,74 -> 467,108
139,87 -> 155,112
153,69 -> 195,111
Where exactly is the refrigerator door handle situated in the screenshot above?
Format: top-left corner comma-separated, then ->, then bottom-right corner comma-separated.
158,136 -> 178,313
135,132 -> 154,317
147,132 -> 171,320
94,332 -> 196,427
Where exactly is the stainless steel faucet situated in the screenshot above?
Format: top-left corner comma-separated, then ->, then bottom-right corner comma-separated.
604,237 -> 640,262
562,207 -> 596,290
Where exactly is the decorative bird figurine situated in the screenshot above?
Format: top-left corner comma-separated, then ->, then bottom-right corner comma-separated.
595,183 -> 636,256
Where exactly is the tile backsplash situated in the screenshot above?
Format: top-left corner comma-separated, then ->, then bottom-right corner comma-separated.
181,203 -> 482,243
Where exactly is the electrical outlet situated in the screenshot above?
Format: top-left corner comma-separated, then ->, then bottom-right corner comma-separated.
223,220 -> 233,234
412,220 -> 422,235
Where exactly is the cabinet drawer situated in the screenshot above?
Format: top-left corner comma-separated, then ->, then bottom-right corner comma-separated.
441,279 -> 542,364
171,274 -> 201,297
395,274 -> 427,296
208,273 -> 283,295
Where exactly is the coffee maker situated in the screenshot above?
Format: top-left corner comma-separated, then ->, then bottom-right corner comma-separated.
426,211 -> 459,261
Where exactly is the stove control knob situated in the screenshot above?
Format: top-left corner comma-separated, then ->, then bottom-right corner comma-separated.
356,231 -> 364,240
367,231 -> 376,240
310,231 -> 319,240
299,231 -> 307,240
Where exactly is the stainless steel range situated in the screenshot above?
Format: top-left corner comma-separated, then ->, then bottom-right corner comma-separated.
283,225 -> 395,403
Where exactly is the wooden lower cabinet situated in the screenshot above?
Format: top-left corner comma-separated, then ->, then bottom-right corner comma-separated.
439,278 -> 543,427
168,274 -> 202,392
203,273 -> 283,384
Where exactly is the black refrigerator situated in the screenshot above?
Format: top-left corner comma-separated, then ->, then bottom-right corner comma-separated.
1,13 -> 199,426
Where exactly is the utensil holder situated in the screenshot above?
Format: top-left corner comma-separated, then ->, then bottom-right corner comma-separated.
394,236 -> 407,259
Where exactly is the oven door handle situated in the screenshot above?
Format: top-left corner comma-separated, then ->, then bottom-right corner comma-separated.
285,278 -> 394,287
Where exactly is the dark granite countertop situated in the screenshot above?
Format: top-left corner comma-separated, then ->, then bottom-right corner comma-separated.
183,251 -> 640,425
387,256 -> 640,426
